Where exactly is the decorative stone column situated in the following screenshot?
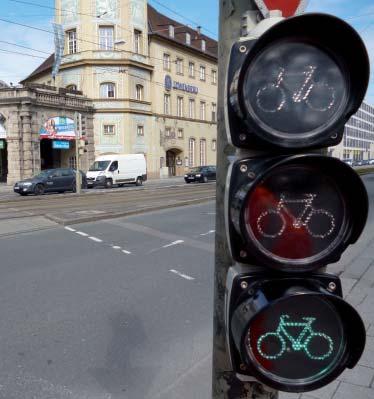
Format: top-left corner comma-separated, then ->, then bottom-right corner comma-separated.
6,109 -> 22,185
20,104 -> 33,179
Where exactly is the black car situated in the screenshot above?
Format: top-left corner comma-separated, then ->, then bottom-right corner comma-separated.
184,166 -> 216,183
14,168 -> 87,196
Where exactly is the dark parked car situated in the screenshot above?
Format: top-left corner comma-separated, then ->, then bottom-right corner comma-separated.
14,168 -> 87,196
184,166 -> 216,183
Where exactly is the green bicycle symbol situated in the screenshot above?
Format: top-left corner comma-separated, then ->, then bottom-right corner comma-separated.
256,315 -> 334,361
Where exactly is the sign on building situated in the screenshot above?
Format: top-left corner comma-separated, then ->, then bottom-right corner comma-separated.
40,116 -> 76,140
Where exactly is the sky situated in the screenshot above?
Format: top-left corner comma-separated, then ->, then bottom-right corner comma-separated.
0,0 -> 373,103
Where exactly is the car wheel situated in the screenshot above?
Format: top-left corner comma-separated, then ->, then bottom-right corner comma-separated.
203,176 -> 208,183
136,177 -> 143,186
105,178 -> 113,189
185,180 -> 191,184
34,184 -> 44,195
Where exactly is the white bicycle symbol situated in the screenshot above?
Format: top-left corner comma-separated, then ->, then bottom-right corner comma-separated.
257,193 -> 336,239
256,66 -> 336,113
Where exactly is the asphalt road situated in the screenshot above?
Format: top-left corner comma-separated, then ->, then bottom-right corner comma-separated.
0,174 -> 373,399
0,202 -> 216,399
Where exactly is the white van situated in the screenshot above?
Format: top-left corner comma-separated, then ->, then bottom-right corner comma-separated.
86,154 -> 147,188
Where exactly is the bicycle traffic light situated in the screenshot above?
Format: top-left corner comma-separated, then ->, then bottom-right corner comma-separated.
224,12 -> 369,393
227,13 -> 369,150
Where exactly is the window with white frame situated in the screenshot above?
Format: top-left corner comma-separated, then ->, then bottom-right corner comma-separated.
177,128 -> 184,138
212,103 -> 217,122
99,26 -> 114,50
200,65 -> 206,81
69,156 -> 77,169
189,138 -> 196,167
189,99 -> 195,119
165,127 -> 171,138
177,96 -> 184,117
212,69 -> 217,85
67,29 -> 77,54
164,93 -> 171,115
169,25 -> 175,38
201,39 -> 206,52
200,101 -> 206,120
134,29 -> 142,53
103,124 -> 115,135
176,58 -> 184,75
163,53 -> 171,70
100,82 -> 116,98
200,139 -> 207,166
135,84 -> 144,101
212,139 -> 217,151
137,125 -> 144,136
186,32 -> 191,45
189,62 -> 195,78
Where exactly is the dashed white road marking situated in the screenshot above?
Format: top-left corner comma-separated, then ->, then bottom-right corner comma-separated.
76,231 -> 89,237
122,250 -> 132,255
162,240 -> 184,248
89,236 -> 103,243
112,245 -> 121,250
64,227 -> 76,232
200,230 -> 215,236
170,269 -> 195,281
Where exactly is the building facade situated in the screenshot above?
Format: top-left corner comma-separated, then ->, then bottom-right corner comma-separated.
329,101 -> 374,161
0,84 -> 94,184
22,0 -> 218,179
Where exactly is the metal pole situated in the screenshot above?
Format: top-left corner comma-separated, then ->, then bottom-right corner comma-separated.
212,1 -> 278,398
75,112 -> 81,195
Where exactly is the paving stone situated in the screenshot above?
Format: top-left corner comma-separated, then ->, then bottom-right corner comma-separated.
367,324 -> 374,337
332,381 -> 374,399
341,277 -> 358,297
338,365 -> 374,387
359,336 -> 374,369
279,392 -> 301,399
301,380 -> 340,399
342,257 -> 373,281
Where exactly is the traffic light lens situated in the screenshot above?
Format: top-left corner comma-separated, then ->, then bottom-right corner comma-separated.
246,295 -> 345,383
243,41 -> 347,138
244,164 -> 346,265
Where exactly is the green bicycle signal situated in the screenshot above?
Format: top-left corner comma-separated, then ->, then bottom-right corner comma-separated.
256,315 -> 334,361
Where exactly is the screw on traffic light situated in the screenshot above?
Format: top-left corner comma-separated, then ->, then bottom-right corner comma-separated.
224,13 -> 369,394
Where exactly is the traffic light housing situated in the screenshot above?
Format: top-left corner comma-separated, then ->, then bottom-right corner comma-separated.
227,13 -> 369,150
224,12 -> 369,393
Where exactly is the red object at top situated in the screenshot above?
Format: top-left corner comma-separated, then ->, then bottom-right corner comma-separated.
254,0 -> 308,18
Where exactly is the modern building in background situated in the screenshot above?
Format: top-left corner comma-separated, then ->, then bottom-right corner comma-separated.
330,101 -> 374,161
20,0 -> 218,179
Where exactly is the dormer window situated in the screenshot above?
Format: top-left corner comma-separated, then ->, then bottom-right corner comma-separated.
169,25 -> 175,38
186,32 -> 191,45
201,39 -> 206,51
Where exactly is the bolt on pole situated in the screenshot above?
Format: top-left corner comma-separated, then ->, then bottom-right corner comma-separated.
212,1 -> 277,398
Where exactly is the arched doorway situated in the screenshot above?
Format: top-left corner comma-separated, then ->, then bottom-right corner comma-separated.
166,148 -> 182,177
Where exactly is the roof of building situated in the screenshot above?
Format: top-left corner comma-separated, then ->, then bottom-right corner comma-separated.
22,4 -> 218,83
147,4 -> 218,59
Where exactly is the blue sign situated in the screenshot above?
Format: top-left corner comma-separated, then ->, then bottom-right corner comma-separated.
52,140 -> 70,150
164,74 -> 199,94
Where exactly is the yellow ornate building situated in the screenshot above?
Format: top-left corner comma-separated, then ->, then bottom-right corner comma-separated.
22,0 -> 218,178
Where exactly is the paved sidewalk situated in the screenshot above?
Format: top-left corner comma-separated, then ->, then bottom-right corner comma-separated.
281,235 -> 374,399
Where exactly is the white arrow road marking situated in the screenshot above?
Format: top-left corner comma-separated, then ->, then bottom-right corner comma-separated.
76,231 -> 89,237
170,269 -> 195,281
64,227 -> 76,232
89,236 -> 103,243
162,240 -> 184,248
200,230 -> 215,236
